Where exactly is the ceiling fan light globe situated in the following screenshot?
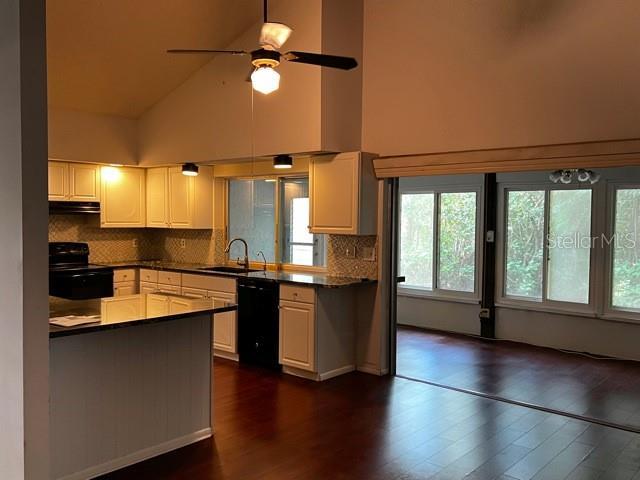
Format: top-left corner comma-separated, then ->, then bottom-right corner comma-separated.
251,66 -> 280,94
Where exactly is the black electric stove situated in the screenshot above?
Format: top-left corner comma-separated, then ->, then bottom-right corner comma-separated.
49,242 -> 114,299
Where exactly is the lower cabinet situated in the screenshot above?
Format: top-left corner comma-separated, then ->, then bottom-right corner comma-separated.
211,291 -> 237,355
279,300 -> 315,372
278,284 -> 357,381
113,268 -> 138,296
181,273 -> 238,361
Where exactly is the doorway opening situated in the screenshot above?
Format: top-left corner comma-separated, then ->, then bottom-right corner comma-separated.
389,169 -> 640,433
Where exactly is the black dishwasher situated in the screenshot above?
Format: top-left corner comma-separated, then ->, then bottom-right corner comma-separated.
237,277 -> 281,370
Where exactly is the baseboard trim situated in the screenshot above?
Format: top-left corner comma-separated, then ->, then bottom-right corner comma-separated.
58,428 -> 212,480
357,365 -> 388,376
283,366 -> 319,381
319,365 -> 355,381
214,350 -> 239,361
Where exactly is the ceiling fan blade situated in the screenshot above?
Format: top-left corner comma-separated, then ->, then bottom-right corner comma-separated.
259,22 -> 293,50
282,51 -> 357,70
166,49 -> 248,55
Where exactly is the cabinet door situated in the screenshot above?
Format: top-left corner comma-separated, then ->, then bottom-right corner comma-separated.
146,168 -> 169,227
68,163 -> 100,201
210,291 -> 237,354
145,294 -> 169,317
48,161 -> 68,201
309,152 -> 360,235
113,282 -> 136,296
279,300 -> 315,372
101,296 -> 143,322
100,166 -> 146,228
168,167 -> 192,228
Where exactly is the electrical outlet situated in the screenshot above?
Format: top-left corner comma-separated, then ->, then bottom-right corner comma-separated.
132,238 -> 138,248
361,247 -> 376,262
180,239 -> 186,249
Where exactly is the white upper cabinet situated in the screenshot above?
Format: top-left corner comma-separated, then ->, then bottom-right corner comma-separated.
48,161 -> 68,201
48,161 -> 100,202
69,163 -> 101,201
100,166 -> 146,228
145,166 -> 213,229
309,152 -> 378,235
146,167 -> 169,227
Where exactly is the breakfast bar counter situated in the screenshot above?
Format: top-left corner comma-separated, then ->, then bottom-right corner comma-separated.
49,293 -> 236,480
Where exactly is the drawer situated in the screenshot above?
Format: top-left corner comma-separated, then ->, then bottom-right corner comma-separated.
280,284 -> 315,304
114,268 -> 137,283
156,284 -> 181,295
181,287 -> 208,299
140,281 -> 158,294
158,270 -> 182,286
139,269 -> 158,283
182,273 -> 236,293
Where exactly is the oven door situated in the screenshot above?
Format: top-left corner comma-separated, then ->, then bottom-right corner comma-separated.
49,269 -> 114,300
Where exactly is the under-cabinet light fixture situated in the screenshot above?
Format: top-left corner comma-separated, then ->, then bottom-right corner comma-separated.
273,154 -> 293,169
182,163 -> 199,176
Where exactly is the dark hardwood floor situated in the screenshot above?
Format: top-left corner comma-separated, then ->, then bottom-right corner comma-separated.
397,326 -> 640,432
102,358 -> 640,480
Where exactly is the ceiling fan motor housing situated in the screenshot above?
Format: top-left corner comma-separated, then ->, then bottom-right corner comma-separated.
251,48 -> 281,68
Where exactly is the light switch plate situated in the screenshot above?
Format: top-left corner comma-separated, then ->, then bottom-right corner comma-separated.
344,246 -> 357,259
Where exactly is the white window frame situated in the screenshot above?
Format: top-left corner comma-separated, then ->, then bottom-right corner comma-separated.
602,182 -> 640,324
495,180 -> 599,316
398,181 -> 484,304
225,175 -> 327,271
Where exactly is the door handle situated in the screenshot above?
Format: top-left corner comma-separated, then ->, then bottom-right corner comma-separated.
396,276 -> 406,284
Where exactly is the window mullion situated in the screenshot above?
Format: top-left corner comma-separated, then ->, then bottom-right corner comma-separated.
542,189 -> 551,303
433,192 -> 440,291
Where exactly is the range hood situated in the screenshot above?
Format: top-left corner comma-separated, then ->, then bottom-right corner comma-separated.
49,201 -> 100,215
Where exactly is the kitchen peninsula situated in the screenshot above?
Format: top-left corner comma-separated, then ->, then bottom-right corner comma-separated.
49,293 -> 236,480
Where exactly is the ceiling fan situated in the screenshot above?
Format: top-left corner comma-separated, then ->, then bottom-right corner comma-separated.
167,0 -> 358,95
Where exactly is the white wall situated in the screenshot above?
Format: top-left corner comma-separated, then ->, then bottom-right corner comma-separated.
0,0 -> 49,478
398,296 -> 480,336
362,0 -> 640,157
137,0 -> 323,166
48,108 -> 138,165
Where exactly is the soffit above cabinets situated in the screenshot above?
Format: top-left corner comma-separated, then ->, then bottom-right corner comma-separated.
46,0 -> 262,118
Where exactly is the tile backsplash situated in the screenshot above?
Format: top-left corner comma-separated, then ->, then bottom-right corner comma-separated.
49,215 -> 156,263
49,215 -> 378,278
327,235 -> 378,279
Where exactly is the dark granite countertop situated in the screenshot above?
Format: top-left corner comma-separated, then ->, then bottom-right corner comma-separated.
99,261 -> 376,288
49,293 -> 237,338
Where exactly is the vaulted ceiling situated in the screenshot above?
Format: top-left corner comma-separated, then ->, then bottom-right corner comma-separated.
46,0 -> 262,118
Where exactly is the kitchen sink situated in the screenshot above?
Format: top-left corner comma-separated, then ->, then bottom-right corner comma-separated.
198,266 -> 260,274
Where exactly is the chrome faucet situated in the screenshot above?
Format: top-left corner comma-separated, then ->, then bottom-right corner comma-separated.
257,251 -> 267,271
224,238 -> 249,272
